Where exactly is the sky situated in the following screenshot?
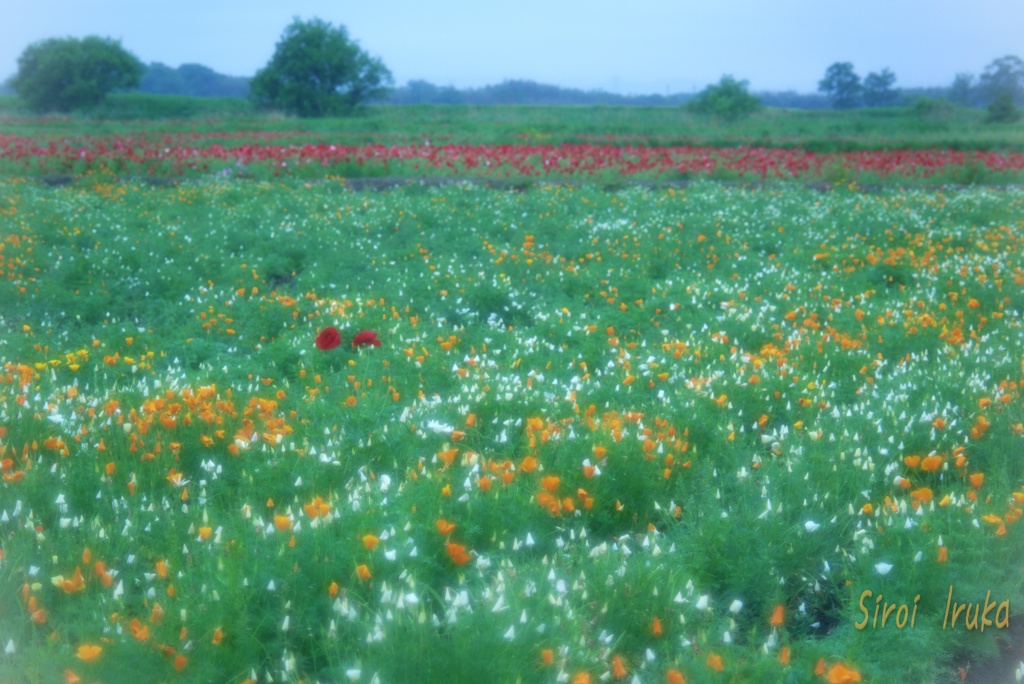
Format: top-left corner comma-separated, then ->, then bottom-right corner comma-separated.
1,0 -> 1022,95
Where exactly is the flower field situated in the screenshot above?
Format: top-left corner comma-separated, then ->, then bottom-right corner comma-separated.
1,176 -> 1023,683
3,131 -> 1024,183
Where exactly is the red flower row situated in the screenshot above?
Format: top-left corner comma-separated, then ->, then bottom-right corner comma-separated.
3,133 -> 1023,179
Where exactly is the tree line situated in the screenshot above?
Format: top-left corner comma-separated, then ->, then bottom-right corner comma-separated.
5,17 -> 1023,122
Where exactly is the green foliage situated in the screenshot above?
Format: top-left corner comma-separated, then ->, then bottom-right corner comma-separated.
11,36 -> 144,113
2,180 -> 1024,682
986,90 -> 1022,123
979,55 -> 1024,105
949,73 -> 977,107
909,96 -> 954,120
863,68 -> 898,107
819,62 -> 862,110
139,62 -> 250,98
687,75 -> 762,121
250,17 -> 392,117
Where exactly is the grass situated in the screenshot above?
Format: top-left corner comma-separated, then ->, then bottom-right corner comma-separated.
0,177 -> 1022,683
2,95 -> 1024,152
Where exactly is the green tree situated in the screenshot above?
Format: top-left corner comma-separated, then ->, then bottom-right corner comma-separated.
980,55 -> 1024,122
863,68 -> 898,107
687,75 -> 761,121
250,17 -> 392,117
948,73 -> 976,107
818,62 -> 862,109
980,55 -> 1024,103
11,36 -> 143,112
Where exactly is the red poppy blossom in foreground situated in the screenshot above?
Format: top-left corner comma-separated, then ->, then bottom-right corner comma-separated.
315,327 -> 342,350
352,330 -> 381,348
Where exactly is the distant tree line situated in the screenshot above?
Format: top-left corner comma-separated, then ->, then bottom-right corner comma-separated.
387,79 -> 693,106
818,57 -> 1023,121
4,20 -> 1022,122
139,63 -> 249,98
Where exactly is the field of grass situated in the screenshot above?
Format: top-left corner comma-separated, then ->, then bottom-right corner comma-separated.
1,175 -> 1022,683
3,94 -> 1024,152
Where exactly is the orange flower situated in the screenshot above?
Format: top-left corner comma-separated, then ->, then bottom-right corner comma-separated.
541,648 -> 554,666
780,646 -> 790,666
198,526 -> 212,541
969,473 -> 984,489
57,567 -> 86,593
437,448 -> 458,466
706,653 -> 723,672
130,618 -> 149,641
76,644 -> 103,662
274,515 -> 293,532
446,541 -> 471,566
666,669 -> 687,684
356,564 -> 372,580
932,416 -> 946,430
911,487 -> 933,503
938,546 -> 948,563
304,497 -> 331,519
64,670 -> 81,684
174,654 -> 187,671
651,616 -> 663,636
826,663 -> 861,683
541,475 -> 560,493
362,534 -> 379,550
770,604 -> 785,627
536,491 -> 561,515
520,455 -> 538,472
328,581 -> 339,597
921,455 -> 943,472
611,654 -> 627,679
212,627 -> 223,645
436,519 -> 455,535
572,673 -> 592,684
478,476 -> 492,492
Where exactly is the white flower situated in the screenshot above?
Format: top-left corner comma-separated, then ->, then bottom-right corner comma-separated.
729,599 -> 743,614
804,521 -> 820,532
874,562 -> 893,575
696,595 -> 709,611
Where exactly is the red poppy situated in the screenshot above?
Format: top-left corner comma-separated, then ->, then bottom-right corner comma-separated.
315,327 -> 342,350
352,331 -> 381,348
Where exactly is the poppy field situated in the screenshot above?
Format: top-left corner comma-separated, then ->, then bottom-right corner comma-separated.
3,129 -> 1024,185
0,175 -> 1023,684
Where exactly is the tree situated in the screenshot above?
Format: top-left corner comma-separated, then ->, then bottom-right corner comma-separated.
863,68 -> 898,107
818,62 -> 862,109
986,90 -> 1021,123
979,55 -> 1024,104
948,73 -> 976,107
250,17 -> 392,117
11,36 -> 143,112
687,75 -> 761,121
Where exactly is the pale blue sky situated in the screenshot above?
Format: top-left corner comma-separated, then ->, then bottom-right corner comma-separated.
1,0 -> 1021,94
